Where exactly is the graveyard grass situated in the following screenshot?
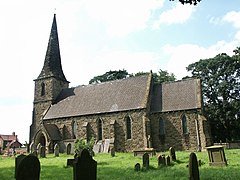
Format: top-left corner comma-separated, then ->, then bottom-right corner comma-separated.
1,149 -> 240,180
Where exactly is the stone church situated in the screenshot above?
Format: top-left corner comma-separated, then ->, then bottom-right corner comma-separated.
29,14 -> 211,154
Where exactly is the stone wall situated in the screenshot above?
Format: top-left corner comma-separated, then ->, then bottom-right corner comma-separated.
150,110 -> 207,151
44,109 -> 148,152
43,108 -> 211,152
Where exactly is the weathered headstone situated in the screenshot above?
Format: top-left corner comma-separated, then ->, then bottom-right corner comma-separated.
15,154 -> 26,178
67,159 -> 76,167
166,155 -> 171,166
103,139 -> 110,153
206,145 -> 227,166
169,147 -> 176,161
32,151 -> 38,157
16,155 -> 40,180
67,143 -> 71,155
54,144 -> 60,157
158,155 -> 165,167
93,144 -> 101,154
110,147 -> 115,157
29,142 -> 35,154
134,163 -> 141,171
40,146 -> 46,158
142,153 -> 149,169
189,152 -> 200,180
73,149 -> 97,180
36,143 -> 41,154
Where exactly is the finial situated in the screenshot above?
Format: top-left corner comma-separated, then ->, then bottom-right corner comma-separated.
54,8 -> 56,15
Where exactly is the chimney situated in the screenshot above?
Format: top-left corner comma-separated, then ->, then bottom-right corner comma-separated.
12,132 -> 15,136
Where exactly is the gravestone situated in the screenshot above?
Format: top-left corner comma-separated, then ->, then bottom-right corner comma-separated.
40,146 -> 46,158
36,143 -> 41,154
15,154 -> 26,178
189,152 -> 200,180
206,145 -> 227,166
110,147 -> 115,157
93,144 -> 101,154
166,155 -> 171,166
67,159 -> 76,167
134,163 -> 141,171
73,149 -> 97,180
158,155 -> 165,167
142,153 -> 149,169
67,143 -> 71,155
32,151 -> 38,157
54,144 -> 60,157
16,155 -> 40,180
169,147 -> 176,161
29,142 -> 35,153
103,139 -> 110,153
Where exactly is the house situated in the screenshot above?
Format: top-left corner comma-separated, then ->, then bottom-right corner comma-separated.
29,14 -> 212,154
0,132 -> 21,150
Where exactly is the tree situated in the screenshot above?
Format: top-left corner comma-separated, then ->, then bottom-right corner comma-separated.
169,0 -> 201,5
89,69 -> 129,84
187,49 -> 240,142
133,69 -> 176,84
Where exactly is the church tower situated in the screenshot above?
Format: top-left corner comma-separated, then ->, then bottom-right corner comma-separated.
30,14 -> 69,142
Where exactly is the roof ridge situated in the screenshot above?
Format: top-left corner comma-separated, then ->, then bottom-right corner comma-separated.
74,74 -> 150,89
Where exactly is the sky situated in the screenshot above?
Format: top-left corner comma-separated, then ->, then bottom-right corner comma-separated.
0,0 -> 240,143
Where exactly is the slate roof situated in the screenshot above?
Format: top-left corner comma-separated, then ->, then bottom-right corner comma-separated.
37,14 -> 68,82
43,74 -> 151,119
44,124 -> 62,140
151,78 -> 202,112
0,134 -> 17,141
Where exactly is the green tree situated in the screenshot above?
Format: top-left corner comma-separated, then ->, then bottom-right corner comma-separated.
89,69 -> 129,84
187,49 -> 240,142
133,69 -> 176,84
169,0 -> 201,5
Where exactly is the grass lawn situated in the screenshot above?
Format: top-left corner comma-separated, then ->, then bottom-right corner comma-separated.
0,149 -> 240,180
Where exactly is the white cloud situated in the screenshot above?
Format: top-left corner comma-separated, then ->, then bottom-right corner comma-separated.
223,11 -> 240,28
164,40 -> 238,80
152,2 -> 195,29
82,0 -> 164,37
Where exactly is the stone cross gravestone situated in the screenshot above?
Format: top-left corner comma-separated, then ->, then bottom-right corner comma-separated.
16,155 -> 40,180
40,146 -> 46,158
73,149 -> 97,180
15,154 -> 26,178
169,147 -> 176,161
142,153 -> 149,169
54,144 -> 60,157
189,152 -> 200,180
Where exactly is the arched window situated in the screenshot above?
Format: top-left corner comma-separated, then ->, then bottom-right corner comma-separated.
126,116 -> 132,139
41,82 -> 45,96
159,118 -> 165,136
181,114 -> 188,134
97,119 -> 103,141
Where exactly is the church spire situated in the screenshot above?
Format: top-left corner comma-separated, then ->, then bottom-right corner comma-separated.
38,14 -> 68,82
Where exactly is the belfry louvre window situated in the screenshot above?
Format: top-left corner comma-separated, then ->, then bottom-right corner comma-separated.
159,118 -> 165,136
41,82 -> 45,96
181,114 -> 188,134
97,119 -> 103,141
126,116 -> 132,139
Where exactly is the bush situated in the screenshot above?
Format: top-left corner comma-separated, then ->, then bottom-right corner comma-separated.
74,138 -> 95,156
